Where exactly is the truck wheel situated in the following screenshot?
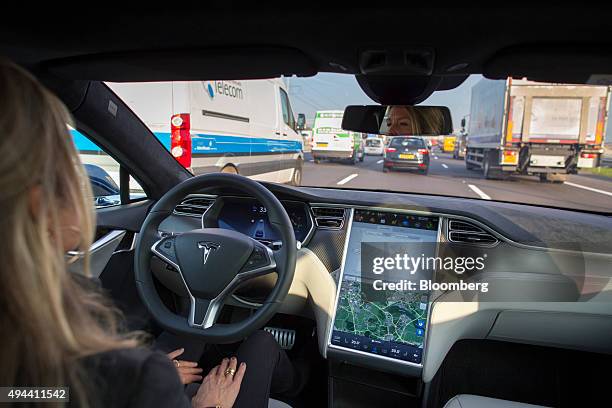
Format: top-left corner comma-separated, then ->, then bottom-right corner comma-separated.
483,157 -> 492,179
483,153 -> 504,180
290,163 -> 303,186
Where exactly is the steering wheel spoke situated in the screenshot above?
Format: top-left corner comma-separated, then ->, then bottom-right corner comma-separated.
191,297 -> 215,328
190,243 -> 276,329
239,243 -> 277,275
151,236 -> 179,269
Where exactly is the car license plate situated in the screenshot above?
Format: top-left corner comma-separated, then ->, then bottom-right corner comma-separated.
317,142 -> 328,147
399,153 -> 415,159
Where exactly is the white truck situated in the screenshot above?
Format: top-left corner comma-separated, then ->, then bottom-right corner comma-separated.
465,78 -> 609,182
311,110 -> 364,164
100,78 -> 304,185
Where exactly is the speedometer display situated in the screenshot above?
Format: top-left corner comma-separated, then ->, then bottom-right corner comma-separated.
217,197 -> 312,243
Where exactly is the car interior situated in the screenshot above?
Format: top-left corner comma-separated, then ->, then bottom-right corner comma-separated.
3,6 -> 612,408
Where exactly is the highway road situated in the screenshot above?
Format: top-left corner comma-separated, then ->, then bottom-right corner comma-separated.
301,151 -> 612,213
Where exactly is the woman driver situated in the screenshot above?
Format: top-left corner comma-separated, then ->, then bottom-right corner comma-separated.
0,59 -> 300,407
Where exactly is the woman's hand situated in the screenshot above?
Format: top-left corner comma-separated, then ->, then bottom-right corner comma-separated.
192,357 -> 246,408
167,348 -> 204,385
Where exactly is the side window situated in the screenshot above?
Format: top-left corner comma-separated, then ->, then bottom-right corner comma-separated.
279,88 -> 296,130
71,128 -> 146,208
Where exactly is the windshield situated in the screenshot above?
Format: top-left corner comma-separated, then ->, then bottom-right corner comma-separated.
390,138 -> 425,149
94,74 -> 612,213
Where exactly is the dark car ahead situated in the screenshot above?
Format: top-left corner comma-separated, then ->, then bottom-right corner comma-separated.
383,136 -> 430,174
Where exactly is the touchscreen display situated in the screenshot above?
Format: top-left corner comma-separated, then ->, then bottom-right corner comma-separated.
330,209 -> 439,365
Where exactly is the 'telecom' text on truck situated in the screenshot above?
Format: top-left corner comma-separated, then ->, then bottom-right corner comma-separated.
465,78 -> 609,182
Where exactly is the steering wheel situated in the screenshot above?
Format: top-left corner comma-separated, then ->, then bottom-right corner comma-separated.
134,173 -> 297,343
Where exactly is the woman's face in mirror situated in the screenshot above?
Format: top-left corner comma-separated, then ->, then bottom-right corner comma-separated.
386,106 -> 417,136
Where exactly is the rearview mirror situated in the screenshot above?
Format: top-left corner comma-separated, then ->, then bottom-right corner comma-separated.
342,105 -> 452,136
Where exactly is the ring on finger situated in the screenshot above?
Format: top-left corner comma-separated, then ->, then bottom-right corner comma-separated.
173,359 -> 180,368
224,367 -> 236,377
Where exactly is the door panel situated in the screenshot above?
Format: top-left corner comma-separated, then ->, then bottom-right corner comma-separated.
68,230 -> 126,278
95,203 -> 157,332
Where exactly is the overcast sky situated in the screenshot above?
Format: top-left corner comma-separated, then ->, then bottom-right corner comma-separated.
287,73 -> 482,133
288,73 -> 612,142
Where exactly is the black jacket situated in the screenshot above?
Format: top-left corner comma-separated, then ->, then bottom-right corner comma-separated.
77,347 -> 191,408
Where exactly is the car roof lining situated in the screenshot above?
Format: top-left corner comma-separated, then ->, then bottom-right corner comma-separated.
3,6 -> 612,103
44,47 -> 318,82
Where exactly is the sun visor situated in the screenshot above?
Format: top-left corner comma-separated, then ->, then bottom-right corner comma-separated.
484,45 -> 612,84
44,47 -> 317,82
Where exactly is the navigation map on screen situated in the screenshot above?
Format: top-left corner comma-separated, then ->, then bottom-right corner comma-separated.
330,209 -> 439,365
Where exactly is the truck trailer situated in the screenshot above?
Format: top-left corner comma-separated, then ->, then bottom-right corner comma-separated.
465,78 -> 609,182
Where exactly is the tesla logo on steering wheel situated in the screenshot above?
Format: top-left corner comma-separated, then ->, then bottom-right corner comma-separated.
197,241 -> 220,265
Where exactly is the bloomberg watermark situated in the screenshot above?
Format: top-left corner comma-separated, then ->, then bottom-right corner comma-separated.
353,241 -> 590,303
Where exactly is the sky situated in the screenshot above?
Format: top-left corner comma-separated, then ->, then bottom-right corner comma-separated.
288,73 -> 612,142
287,73 -> 482,133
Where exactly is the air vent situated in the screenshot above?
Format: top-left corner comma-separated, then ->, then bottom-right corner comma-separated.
311,206 -> 346,230
447,219 -> 498,245
173,196 -> 216,217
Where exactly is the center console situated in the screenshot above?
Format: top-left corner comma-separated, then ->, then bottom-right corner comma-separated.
326,207 -> 440,377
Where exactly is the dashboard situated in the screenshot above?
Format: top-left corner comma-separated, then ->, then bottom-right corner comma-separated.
155,183 -> 612,381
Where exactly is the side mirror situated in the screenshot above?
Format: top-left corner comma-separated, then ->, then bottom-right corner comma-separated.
83,164 -> 121,208
461,118 -> 466,129
297,113 -> 306,130
342,105 -> 452,136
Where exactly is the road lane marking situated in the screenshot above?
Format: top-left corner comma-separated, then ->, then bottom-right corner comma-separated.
468,184 -> 491,200
337,173 -> 359,185
441,163 -> 448,169
377,159 -> 384,164
565,182 -> 612,197
434,156 -> 439,160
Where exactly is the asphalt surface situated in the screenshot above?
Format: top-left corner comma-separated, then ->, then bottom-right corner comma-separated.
301,151 -> 612,213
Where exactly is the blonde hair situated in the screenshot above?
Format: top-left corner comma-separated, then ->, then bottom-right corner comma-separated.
387,106 -> 445,135
0,60 -> 140,406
